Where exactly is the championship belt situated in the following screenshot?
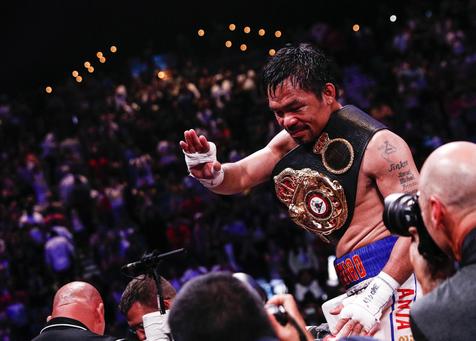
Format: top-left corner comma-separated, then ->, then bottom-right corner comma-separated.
274,168 -> 348,242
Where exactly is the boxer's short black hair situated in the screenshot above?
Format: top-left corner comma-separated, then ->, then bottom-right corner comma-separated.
263,43 -> 340,99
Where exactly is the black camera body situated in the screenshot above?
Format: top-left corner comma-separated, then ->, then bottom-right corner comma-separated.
383,193 -> 446,260
266,304 -> 289,326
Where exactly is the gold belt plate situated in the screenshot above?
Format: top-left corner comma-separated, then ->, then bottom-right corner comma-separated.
274,168 -> 348,241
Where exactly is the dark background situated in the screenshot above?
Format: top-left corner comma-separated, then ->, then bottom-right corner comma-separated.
0,0 -> 414,95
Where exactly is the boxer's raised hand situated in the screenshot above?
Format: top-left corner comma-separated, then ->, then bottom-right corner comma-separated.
180,129 -> 223,187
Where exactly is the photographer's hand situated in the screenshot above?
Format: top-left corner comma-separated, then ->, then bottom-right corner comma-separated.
266,294 -> 314,341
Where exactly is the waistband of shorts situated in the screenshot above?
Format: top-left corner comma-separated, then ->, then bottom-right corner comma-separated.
334,235 -> 398,289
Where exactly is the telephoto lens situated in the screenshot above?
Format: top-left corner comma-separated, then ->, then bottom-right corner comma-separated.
383,192 -> 421,236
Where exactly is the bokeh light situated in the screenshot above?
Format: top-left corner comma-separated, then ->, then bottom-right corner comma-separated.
274,30 -> 282,38
225,40 -> 232,48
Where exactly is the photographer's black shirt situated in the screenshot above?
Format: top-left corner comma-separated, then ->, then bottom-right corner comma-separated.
410,228 -> 476,341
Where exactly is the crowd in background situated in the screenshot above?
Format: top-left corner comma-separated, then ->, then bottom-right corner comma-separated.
0,0 -> 475,339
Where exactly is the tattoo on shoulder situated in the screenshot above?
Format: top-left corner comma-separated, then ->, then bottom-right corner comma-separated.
378,140 -> 397,163
398,169 -> 417,192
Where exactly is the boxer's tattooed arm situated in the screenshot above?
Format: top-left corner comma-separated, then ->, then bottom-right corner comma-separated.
378,140 -> 397,163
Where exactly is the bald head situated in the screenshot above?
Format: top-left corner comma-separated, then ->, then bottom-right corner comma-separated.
420,141 -> 476,211
49,281 -> 105,335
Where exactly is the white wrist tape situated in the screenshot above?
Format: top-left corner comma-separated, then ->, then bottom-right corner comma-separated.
338,271 -> 399,331
183,141 -> 224,188
143,311 -> 171,341
183,141 -> 218,169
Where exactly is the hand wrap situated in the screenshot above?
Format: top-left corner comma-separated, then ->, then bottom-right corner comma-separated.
183,141 -> 224,188
338,271 -> 399,332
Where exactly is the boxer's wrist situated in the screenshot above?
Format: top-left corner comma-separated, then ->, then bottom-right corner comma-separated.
195,168 -> 224,188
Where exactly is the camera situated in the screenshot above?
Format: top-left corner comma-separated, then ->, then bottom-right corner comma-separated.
383,193 -> 421,237
383,193 -> 446,260
266,304 -> 289,326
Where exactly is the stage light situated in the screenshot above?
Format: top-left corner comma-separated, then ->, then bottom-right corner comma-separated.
390,15 -> 397,22
110,45 -> 117,53
269,49 -> 276,56
75,76 -> 83,83
72,70 -> 79,77
258,29 -> 266,36
229,23 -> 236,31
88,66 -> 94,73
45,86 -> 52,94
84,61 -> 91,68
225,40 -> 232,48
240,44 -> 247,51
99,57 -> 106,63
352,24 -> 360,32
96,51 -> 103,58
198,29 -> 205,37
274,30 -> 282,38
244,26 -> 251,34
157,71 -> 166,79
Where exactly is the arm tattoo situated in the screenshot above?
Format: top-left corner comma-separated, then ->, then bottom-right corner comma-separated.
378,140 -> 397,163
398,169 -> 417,192
388,160 -> 408,172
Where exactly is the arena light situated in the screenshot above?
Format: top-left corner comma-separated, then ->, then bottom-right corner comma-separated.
258,29 -> 266,36
274,30 -> 282,38
72,70 -> 79,77
110,45 -> 117,53
229,23 -> 236,31
269,49 -> 276,56
390,15 -> 397,22
88,66 -> 94,73
244,26 -> 251,34
99,57 -> 106,63
240,44 -> 247,51
96,51 -> 103,58
45,86 -> 53,94
225,40 -> 232,48
75,76 -> 83,83
84,61 -> 91,68
157,71 -> 166,79
198,29 -> 205,37
352,24 -> 360,32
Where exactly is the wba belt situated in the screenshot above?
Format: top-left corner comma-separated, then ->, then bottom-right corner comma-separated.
334,235 -> 398,289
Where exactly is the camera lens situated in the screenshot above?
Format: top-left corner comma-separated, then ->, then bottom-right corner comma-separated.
383,193 -> 420,236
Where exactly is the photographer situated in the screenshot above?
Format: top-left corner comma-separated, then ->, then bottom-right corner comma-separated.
168,272 -> 313,341
385,142 -> 476,340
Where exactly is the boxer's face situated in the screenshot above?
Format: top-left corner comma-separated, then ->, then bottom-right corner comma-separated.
268,78 -> 333,144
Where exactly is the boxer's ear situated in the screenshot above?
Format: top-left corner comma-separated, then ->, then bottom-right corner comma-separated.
322,83 -> 337,104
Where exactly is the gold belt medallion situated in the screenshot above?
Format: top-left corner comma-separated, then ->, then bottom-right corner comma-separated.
274,168 -> 348,242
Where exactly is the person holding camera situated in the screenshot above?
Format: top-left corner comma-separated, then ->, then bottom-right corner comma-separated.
168,272 -> 314,341
405,141 -> 476,340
